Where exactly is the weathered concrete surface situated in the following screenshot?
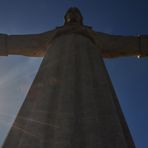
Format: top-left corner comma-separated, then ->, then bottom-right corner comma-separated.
3,34 -> 135,148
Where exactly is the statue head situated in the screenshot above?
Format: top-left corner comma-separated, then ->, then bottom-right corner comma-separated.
64,7 -> 83,25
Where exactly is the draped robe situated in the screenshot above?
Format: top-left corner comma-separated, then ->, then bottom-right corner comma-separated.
1,24 -> 148,148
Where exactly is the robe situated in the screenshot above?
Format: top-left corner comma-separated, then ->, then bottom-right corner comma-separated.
1,24 -> 147,147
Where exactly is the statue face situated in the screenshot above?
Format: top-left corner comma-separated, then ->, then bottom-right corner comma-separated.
64,7 -> 83,25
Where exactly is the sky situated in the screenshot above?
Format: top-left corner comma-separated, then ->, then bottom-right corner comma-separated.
0,0 -> 148,147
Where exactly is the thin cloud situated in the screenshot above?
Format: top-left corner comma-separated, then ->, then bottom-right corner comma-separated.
0,56 -> 42,145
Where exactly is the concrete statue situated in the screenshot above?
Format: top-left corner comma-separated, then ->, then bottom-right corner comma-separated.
0,7 -> 147,148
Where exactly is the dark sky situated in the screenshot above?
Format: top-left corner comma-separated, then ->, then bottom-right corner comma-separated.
0,0 -> 148,147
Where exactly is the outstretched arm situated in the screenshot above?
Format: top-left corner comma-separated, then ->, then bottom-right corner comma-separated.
94,32 -> 148,58
0,30 -> 55,57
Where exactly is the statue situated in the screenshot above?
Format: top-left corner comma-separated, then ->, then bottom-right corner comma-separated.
1,7 -> 147,148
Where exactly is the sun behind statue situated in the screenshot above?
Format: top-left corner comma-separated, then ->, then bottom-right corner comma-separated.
64,7 -> 83,25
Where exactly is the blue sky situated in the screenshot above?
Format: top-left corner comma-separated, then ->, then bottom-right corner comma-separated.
0,0 -> 148,147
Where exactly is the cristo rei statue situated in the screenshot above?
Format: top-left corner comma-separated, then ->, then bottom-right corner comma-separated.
0,7 -> 148,148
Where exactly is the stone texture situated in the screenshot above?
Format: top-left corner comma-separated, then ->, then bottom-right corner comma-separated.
3,33 -> 135,148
